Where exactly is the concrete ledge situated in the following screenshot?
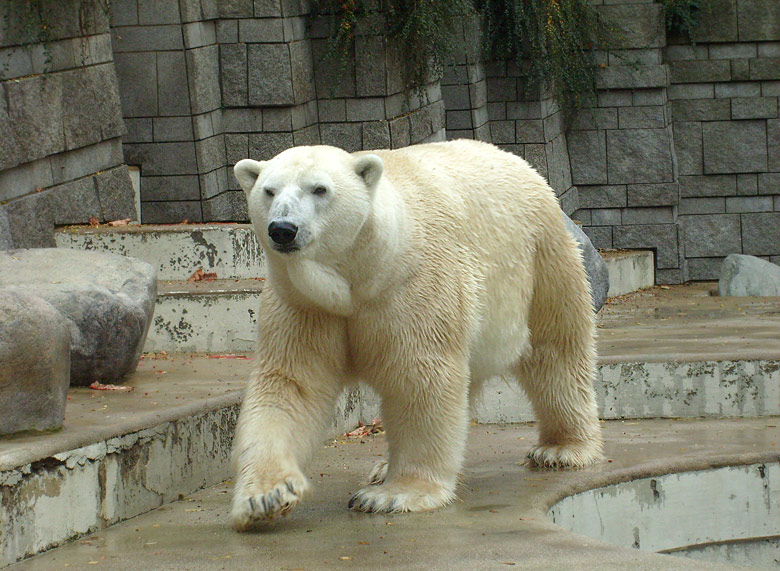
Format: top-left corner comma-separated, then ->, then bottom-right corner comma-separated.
602,249 -> 655,297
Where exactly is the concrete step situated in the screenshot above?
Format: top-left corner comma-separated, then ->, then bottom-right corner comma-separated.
147,278 -> 264,353
601,249 -> 655,297
55,223 -> 265,281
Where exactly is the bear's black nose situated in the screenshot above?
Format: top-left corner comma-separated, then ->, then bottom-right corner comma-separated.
268,221 -> 298,245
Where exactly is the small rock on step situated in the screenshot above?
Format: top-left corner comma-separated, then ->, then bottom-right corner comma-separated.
719,254 -> 780,297
563,214 -> 610,312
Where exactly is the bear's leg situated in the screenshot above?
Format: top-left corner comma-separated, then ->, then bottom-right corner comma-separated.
230,367 -> 343,529
349,357 -> 470,513
515,347 -> 603,468
513,242 -> 603,469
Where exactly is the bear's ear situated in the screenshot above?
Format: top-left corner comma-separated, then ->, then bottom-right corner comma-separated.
354,154 -> 384,191
234,159 -> 266,195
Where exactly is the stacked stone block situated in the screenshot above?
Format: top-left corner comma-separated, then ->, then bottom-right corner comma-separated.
308,10 -> 446,152
0,0 -> 135,248
481,63 -> 577,215
666,0 -> 780,278
111,0 -> 231,223
568,0 -> 683,283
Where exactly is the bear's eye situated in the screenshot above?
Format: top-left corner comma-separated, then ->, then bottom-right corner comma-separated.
312,186 -> 327,196
264,188 -> 275,197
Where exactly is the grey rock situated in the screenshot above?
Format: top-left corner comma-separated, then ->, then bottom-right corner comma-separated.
0,249 -> 157,386
0,290 -> 70,435
719,254 -> 780,297
563,215 -> 609,312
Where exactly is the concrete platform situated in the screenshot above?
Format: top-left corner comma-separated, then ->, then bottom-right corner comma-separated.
10,418 -> 779,570
2,284 -> 779,567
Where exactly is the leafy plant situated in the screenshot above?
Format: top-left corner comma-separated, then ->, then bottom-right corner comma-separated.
310,0 -> 474,96
661,0 -> 700,41
477,0 -> 603,113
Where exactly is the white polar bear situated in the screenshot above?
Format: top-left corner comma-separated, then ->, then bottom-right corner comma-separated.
231,139 -> 602,530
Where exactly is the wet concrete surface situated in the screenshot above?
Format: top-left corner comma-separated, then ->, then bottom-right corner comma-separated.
11,418 -> 778,570
597,283 -> 780,363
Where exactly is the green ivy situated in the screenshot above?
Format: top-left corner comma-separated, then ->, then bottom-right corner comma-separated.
661,0 -> 700,41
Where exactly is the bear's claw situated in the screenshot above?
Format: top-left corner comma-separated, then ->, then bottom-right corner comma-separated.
348,481 -> 455,514
231,474 -> 308,530
367,460 -> 389,485
526,442 -> 603,469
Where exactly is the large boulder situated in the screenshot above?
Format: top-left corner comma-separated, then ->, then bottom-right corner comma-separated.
563,214 -> 610,312
0,249 -> 157,385
0,291 -> 71,435
719,254 -> 780,297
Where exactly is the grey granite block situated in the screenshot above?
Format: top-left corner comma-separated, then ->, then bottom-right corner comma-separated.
702,120 -> 767,174
362,121 -> 391,150
202,190 -> 248,221
606,128 -> 674,184
544,135 -> 572,195
726,196 -> 774,213
139,175 -> 201,201
673,122 -> 703,176
671,99 -> 731,121
94,166 -> 138,221
582,226 -> 613,250
598,3 -> 664,48
124,142 -> 198,176
596,65 -> 668,90
709,43 -> 758,59
293,125 -> 320,146
749,58 -> 780,80
737,173 -> 759,195
320,123 -> 362,152
627,183 -> 678,207
714,82 -> 761,98
124,118 -> 153,143
621,206 -> 674,225
186,45 -> 221,115
157,51 -> 191,116
591,208 -> 622,226
153,117 -> 194,142
737,0 -> 780,41
758,172 -> 780,195
618,106 -> 665,129
50,139 -> 122,185
669,60 -> 731,83
690,0 -> 737,43
613,223 -> 679,268
718,254 -> 780,296
578,185 -> 627,208
216,19 -> 238,43
731,97 -> 778,119
667,83 -> 714,100
742,212 -> 780,255
219,0 -> 253,17
195,135 -> 226,174
111,0 -> 139,26
346,98 -> 385,122
571,107 -> 618,130
111,25 -> 183,52
44,176 -> 101,225
680,175 -> 737,197
249,43 -> 294,105
141,200 -> 203,223
222,109 -> 263,133
568,130 -> 607,185
678,197 -> 726,214
389,116 -> 410,148
238,18 -> 284,42
220,43 -> 248,107
356,36 -> 387,97
248,132 -> 294,160
769,119 -> 780,171
681,213 -> 741,257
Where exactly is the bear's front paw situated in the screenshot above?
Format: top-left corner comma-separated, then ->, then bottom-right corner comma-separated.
348,478 -> 455,513
231,472 -> 309,531
527,441 -> 603,469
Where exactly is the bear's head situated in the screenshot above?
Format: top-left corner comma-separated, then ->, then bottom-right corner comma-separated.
234,146 -> 384,260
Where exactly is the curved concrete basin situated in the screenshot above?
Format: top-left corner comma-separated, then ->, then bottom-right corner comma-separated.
549,462 -> 780,568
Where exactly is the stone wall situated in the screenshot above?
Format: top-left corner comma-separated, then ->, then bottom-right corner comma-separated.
566,0 -> 780,282
0,0 -> 135,248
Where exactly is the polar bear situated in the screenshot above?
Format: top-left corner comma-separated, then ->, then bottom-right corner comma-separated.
231,139 -> 602,530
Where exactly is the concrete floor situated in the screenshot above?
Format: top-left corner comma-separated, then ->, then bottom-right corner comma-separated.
3,283 -> 780,569
11,418 -> 778,570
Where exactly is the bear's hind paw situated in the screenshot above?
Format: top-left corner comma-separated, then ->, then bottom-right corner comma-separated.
231,474 -> 309,531
527,442 -> 603,470
348,480 -> 455,514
